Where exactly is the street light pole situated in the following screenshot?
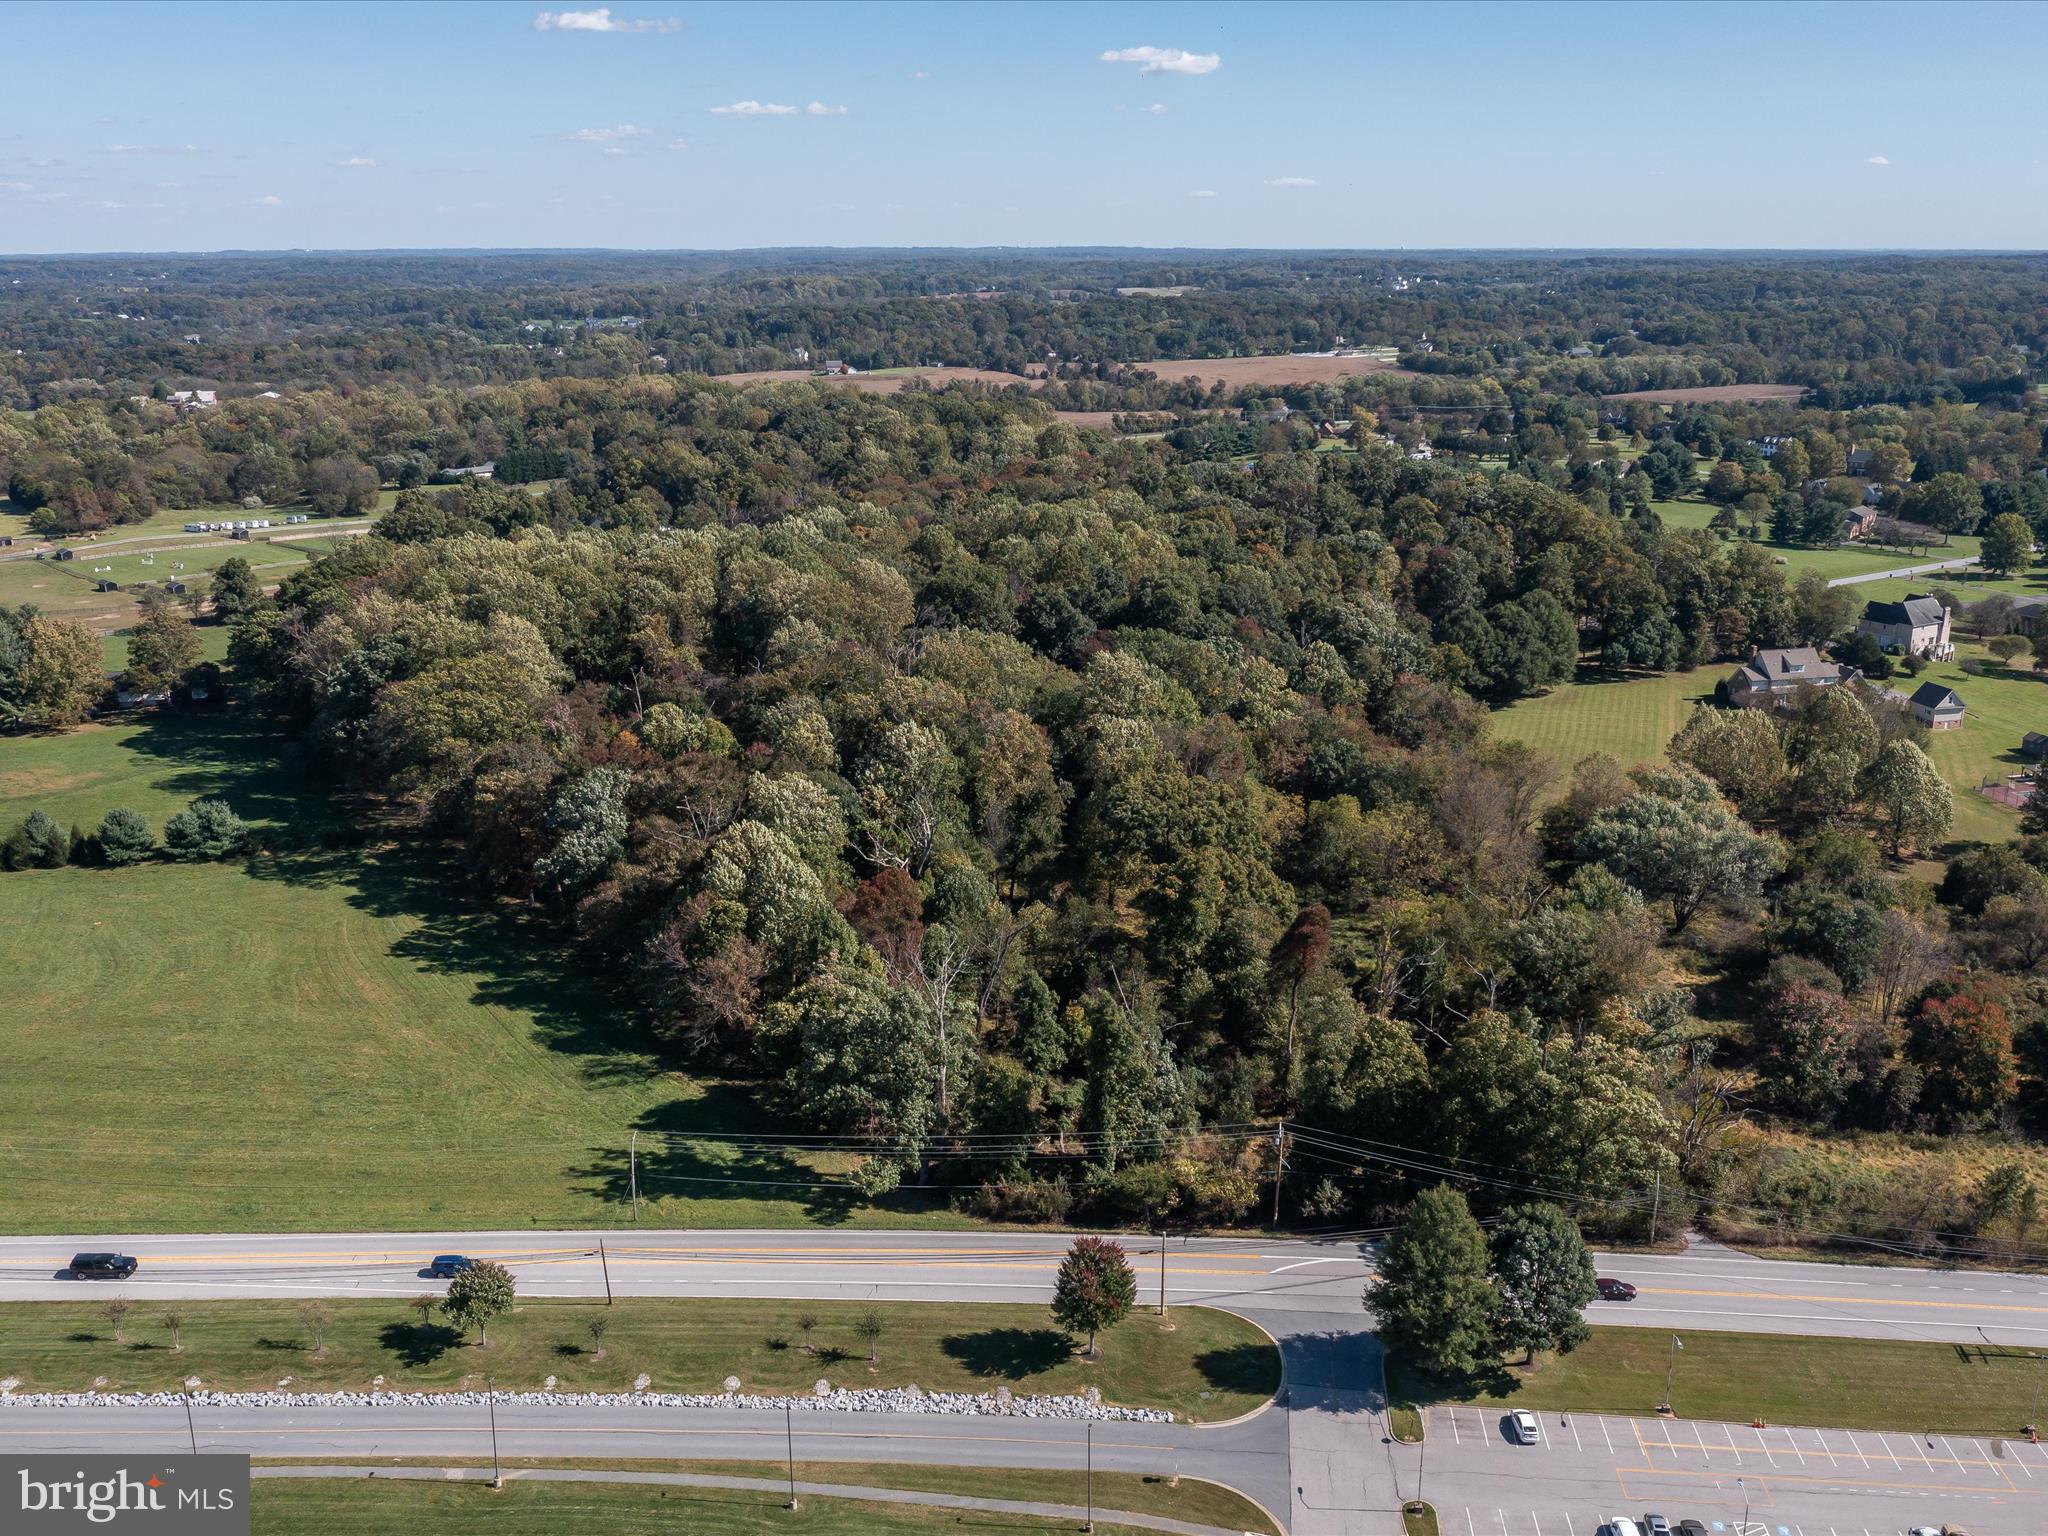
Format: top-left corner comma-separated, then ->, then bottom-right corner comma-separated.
486,1373 -> 502,1489
1661,1334 -> 1682,1413
784,1402 -> 799,1510
1738,1474 -> 1749,1535
1084,1422 -> 1094,1534
182,1391 -> 198,1455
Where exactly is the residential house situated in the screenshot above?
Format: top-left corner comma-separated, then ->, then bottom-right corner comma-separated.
816,359 -> 856,376
168,389 -> 217,410
1725,646 -> 1860,708
1846,447 -> 1877,475
1843,507 -> 1879,540
1906,682 -> 1965,730
1857,594 -> 1954,659
1863,482 -> 1885,505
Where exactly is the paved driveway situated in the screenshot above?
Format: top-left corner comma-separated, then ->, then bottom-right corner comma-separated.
1400,1406 -> 2038,1536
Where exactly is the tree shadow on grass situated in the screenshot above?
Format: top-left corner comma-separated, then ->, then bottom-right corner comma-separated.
1194,1341 -> 1283,1400
379,1321 -> 462,1369
940,1328 -> 1074,1381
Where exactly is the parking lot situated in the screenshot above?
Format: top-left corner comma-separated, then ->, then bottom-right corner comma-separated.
1407,1406 -> 2043,1536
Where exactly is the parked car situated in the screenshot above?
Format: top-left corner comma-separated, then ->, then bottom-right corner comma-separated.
1676,1521 -> 1710,1536
426,1254 -> 475,1278
1509,1409 -> 1541,1444
1601,1519 -> 1643,1536
66,1253 -> 139,1279
1641,1517 -> 1673,1536
1596,1277 -> 1638,1300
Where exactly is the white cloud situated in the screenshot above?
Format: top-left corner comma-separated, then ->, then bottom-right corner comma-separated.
566,124 -> 650,142
1188,188 -> 1216,198
253,194 -> 284,206
106,143 -> 201,155
711,100 -> 798,116
911,70 -> 930,79
533,8 -> 679,33
1146,103 -> 1169,115
1866,154 -> 1891,166
665,138 -> 690,150
806,101 -> 849,116
1265,176 -> 1317,188
602,146 -> 627,157
338,156 -> 377,168
0,180 -> 31,194
1100,46 -> 1220,76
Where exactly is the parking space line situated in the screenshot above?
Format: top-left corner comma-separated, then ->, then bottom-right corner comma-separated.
1752,1424 -> 1777,1467
1530,1510 -> 1542,1536
1462,1510 -> 1475,1536
1811,1427 -> 1839,1466
1568,1415 -> 1583,1453
1449,1408 -> 1461,1446
1874,1431 -> 1901,1469
1494,1507 -> 1508,1536
1719,1423 -> 1742,1465
1940,1434 -> 1973,1475
2013,1439 -> 2035,1478
1691,1421 -> 1709,1461
1911,1433 -> 1933,1471
1780,1426 -> 1807,1466
1842,1430 -> 1871,1469
1599,1416 -> 1615,1456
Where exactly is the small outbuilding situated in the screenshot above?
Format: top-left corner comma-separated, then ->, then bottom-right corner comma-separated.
1908,682 -> 1966,730
2021,731 -> 2048,759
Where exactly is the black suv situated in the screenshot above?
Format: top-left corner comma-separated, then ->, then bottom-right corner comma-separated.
67,1253 -> 139,1279
426,1254 -> 475,1278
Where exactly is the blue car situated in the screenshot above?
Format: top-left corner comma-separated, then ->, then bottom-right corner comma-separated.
426,1254 -> 475,1278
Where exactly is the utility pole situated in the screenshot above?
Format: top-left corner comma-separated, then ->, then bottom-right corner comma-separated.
1661,1334 -> 1682,1414
2031,1352 -> 2045,1435
1737,1474 -> 1749,1536
1270,1122 -> 1287,1227
1155,1226 -> 1168,1319
784,1402 -> 798,1510
1083,1422 -> 1094,1534
486,1373 -> 502,1489
599,1240 -> 614,1306
1648,1170 -> 1661,1246
629,1130 -> 640,1221
182,1390 -> 198,1455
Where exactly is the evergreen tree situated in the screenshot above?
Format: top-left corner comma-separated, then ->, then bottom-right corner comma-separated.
1366,1184 -> 1498,1377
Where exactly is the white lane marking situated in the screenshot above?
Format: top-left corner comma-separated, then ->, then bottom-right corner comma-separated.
1781,1426 -> 1807,1466
1465,1511 -> 1476,1536
1720,1423 -> 1742,1465
1941,1434 -> 1973,1476
1495,1508 -> 1508,1536
1599,1417 -> 1615,1457
1568,1416 -> 1583,1453
1531,1512 -> 1543,1536
1812,1427 -> 1839,1466
1875,1431 -> 1901,1469
2013,1441 -> 2035,1479
1912,1433 -> 1934,1471
1270,1258 -> 1353,1273
1449,1409 -> 1462,1447
1692,1421 -> 1711,1461
1843,1430 -> 1871,1469
1752,1424 -> 1778,1467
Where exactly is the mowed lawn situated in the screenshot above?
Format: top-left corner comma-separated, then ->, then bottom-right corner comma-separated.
1393,1326 -> 2048,1437
1650,497 -> 1982,585
1491,666 -> 1721,776
1491,645 -> 2038,845
251,1480 -> 1173,1536
0,715 -> 967,1232
0,1297 -> 1276,1421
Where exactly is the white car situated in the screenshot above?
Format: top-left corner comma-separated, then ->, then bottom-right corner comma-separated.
1601,1521 -> 1643,1536
1509,1409 -> 1541,1444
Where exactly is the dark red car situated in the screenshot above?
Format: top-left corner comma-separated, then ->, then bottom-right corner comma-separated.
1596,1277 -> 1637,1301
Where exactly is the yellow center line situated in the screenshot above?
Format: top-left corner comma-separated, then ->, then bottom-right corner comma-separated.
1643,1283 -> 2048,1315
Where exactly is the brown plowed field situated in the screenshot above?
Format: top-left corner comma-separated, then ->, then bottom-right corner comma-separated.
1605,383 -> 1808,403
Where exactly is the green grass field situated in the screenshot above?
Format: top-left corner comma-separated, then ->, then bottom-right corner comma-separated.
1391,1326 -> 2048,1436
0,491 -> 398,546
1650,496 -> 1982,584
0,1297 -> 1275,1421
1490,642 -> 2037,844
1491,665 -> 1721,775
250,1479 -> 1172,1536
0,716 -> 968,1232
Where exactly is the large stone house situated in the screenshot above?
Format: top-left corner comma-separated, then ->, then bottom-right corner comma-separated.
1725,647 -> 1860,709
1857,594 -> 1954,660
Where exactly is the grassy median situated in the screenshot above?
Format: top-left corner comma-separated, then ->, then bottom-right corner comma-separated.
250,1477 -> 1172,1535
1390,1325 -> 2048,1434
248,1459 -> 1278,1534
0,1297 -> 1277,1422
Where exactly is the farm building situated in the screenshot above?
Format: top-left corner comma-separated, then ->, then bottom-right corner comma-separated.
1857,594 -> 1954,660
1725,646 -> 1859,709
1907,682 -> 1966,730
52,548 -> 74,562
94,579 -> 119,592
2023,731 -> 2048,759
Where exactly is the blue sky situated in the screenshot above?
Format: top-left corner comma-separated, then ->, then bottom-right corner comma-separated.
3,0 -> 2044,253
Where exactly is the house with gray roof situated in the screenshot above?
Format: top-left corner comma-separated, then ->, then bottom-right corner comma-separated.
1858,593 -> 1954,660
1906,681 -> 1965,730
1725,646 -> 1860,709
